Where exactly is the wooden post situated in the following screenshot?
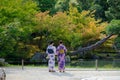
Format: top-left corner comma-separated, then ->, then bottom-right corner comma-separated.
112,59 -> 115,67
22,59 -> 24,70
95,59 -> 98,70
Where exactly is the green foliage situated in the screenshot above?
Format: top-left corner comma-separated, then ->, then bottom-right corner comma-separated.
105,0 -> 120,21
76,0 -> 94,10
70,33 -> 82,49
0,0 -> 38,25
106,20 -> 120,35
34,6 -> 106,50
68,6 -> 107,47
1,0 -> 119,60
34,12 -> 72,50
55,0 -> 69,12
0,0 -> 38,58
90,4 -> 104,20
35,0 -> 56,14
90,0 -> 108,21
115,37 -> 120,50
106,20 -> 120,51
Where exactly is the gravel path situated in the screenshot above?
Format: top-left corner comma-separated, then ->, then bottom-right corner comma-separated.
5,67 -> 120,80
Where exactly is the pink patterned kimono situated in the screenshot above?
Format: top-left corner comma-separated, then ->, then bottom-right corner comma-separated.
56,44 -> 67,72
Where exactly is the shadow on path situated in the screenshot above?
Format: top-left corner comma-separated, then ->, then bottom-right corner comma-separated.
50,71 -> 74,77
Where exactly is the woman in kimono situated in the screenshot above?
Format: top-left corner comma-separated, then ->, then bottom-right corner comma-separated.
56,40 -> 67,72
46,41 -> 56,72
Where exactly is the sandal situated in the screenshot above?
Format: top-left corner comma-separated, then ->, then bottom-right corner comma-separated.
52,70 -> 56,72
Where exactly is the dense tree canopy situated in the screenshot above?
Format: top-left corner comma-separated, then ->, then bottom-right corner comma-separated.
105,0 -> 120,21
33,6 -> 107,52
0,0 -> 120,59
106,20 -> 120,51
0,0 -> 38,58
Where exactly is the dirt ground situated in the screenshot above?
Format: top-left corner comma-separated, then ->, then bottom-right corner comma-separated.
5,67 -> 120,80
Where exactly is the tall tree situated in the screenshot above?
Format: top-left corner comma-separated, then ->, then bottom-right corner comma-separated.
55,0 -> 70,12
33,11 -> 72,50
106,20 -> 120,52
90,0 -> 108,21
68,6 -> 107,49
0,0 -> 38,58
105,0 -> 120,21
35,0 -> 57,14
76,0 -> 94,11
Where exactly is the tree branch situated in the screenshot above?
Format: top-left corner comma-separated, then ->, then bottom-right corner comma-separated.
72,34 -> 113,54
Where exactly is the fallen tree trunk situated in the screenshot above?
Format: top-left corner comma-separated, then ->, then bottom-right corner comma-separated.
72,34 -> 113,54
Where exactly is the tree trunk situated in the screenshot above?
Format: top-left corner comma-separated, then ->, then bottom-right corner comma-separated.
72,34 -> 113,54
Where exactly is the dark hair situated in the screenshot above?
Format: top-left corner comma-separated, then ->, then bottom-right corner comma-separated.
59,40 -> 63,44
49,40 -> 54,44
